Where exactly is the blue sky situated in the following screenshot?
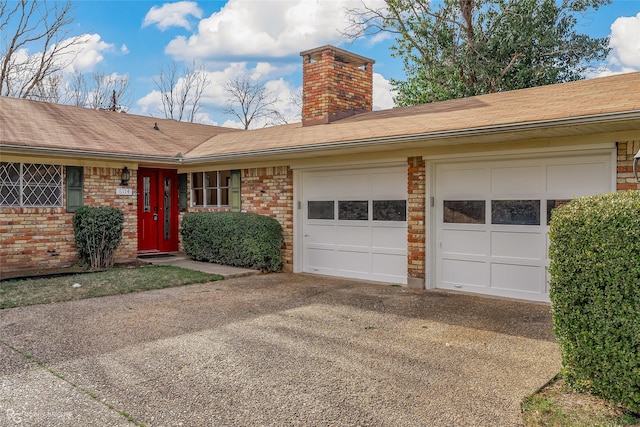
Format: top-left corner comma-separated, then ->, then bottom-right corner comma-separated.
49,1 -> 640,127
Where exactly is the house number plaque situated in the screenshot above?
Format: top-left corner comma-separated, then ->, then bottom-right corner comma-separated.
116,188 -> 133,196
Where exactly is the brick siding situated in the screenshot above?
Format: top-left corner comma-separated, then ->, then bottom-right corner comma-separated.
302,47 -> 373,125
1,166 -> 137,273
407,157 -> 426,282
616,140 -> 640,191
241,166 -> 294,271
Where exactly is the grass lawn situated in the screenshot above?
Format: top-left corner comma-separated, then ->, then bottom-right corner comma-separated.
0,265 -> 223,309
522,375 -> 640,427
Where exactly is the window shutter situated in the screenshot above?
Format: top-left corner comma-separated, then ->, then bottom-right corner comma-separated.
66,166 -> 84,212
178,173 -> 188,212
230,169 -> 241,212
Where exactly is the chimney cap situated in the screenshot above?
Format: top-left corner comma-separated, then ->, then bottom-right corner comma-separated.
300,45 -> 375,67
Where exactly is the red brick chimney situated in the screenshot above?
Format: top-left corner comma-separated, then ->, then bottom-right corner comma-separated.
300,45 -> 375,126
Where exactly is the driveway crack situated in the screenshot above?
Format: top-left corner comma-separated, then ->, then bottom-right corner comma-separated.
0,339 -> 146,427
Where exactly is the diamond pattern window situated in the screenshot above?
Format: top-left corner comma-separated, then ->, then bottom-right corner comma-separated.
1,162 -> 63,207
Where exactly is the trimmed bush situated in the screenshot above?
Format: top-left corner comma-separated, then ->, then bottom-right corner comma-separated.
73,206 -> 124,268
548,191 -> 640,412
180,212 -> 283,272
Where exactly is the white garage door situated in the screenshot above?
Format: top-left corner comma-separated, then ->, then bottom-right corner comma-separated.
302,166 -> 407,284
435,152 -> 613,301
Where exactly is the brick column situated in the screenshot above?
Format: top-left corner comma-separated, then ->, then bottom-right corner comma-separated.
407,157 -> 426,288
241,166 -> 294,272
84,167 -> 138,262
617,140 -> 640,191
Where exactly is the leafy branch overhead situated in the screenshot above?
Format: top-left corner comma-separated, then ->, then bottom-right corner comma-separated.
344,0 -> 611,106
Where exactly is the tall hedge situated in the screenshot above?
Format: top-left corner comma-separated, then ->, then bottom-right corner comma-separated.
180,212 -> 283,272
548,191 -> 640,412
73,206 -> 124,268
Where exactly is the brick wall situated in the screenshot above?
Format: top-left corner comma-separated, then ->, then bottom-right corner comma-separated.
0,207 -> 76,271
241,166 -> 294,271
0,166 -> 137,273
407,157 -> 426,286
84,167 -> 138,262
616,140 -> 640,191
301,46 -> 373,125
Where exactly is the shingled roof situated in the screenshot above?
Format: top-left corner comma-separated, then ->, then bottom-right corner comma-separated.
2,71 -> 640,164
0,97 -> 239,159
185,71 -> 640,160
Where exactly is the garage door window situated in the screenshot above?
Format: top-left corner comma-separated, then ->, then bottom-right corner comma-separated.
491,200 -> 540,225
443,200 -> 485,224
308,201 -> 334,219
546,199 -> 571,225
338,200 -> 368,220
373,200 -> 407,221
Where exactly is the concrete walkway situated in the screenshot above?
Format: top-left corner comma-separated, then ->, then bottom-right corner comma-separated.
0,273 -> 561,426
138,252 -> 260,278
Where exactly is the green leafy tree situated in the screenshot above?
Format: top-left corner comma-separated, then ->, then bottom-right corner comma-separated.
345,0 -> 611,106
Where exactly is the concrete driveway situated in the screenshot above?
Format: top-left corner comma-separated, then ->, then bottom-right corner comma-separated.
0,273 -> 560,426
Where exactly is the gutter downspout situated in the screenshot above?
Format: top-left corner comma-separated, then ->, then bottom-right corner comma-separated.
634,148 -> 640,182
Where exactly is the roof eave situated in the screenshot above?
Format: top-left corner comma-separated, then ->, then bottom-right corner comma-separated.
181,110 -> 640,164
0,145 -> 183,164
3,110 -> 639,165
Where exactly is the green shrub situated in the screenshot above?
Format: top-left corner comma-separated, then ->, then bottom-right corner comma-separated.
73,206 -> 124,268
180,212 -> 283,272
548,191 -> 640,412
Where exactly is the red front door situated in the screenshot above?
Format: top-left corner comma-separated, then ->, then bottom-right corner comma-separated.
137,168 -> 179,253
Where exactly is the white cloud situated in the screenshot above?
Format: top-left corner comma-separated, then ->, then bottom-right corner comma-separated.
609,12 -> 640,69
57,33 -> 113,72
594,12 -> 640,77
137,89 -> 163,116
143,1 -> 203,31
164,0 -> 384,61
373,72 -> 396,110
137,61 -> 301,127
120,44 -> 129,55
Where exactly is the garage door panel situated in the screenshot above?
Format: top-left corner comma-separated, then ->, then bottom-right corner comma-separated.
438,168 -> 488,194
491,166 -> 542,194
302,166 -> 407,285
546,162 -> 610,195
305,248 -> 338,270
305,224 -> 337,244
337,225 -> 370,247
442,229 -> 487,256
372,253 -> 406,277
338,251 -> 371,273
491,231 -> 543,260
372,226 -> 406,249
442,259 -> 488,287
305,175 -> 343,197
335,173 -> 370,196
436,152 -> 612,301
370,170 -> 406,196
491,263 -> 543,294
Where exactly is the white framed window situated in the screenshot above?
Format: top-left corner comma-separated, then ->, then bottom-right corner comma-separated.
191,170 -> 232,207
0,162 -> 63,207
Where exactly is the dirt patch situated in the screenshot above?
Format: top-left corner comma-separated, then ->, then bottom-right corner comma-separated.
0,260 -> 149,281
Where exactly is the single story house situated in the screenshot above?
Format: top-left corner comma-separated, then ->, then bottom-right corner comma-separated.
1,45 -> 639,302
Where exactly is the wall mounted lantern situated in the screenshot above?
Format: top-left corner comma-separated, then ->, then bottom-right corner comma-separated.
634,149 -> 640,183
121,166 -> 131,186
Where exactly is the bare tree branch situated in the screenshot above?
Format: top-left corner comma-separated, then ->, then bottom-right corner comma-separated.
0,0 -> 85,99
222,73 -> 283,130
154,61 -> 209,122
